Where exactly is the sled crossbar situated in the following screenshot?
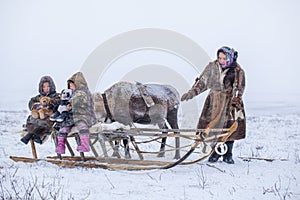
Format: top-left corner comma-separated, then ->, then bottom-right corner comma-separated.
87,127 -> 231,135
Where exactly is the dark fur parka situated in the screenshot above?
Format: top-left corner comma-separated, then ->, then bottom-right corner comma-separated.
193,60 -> 246,141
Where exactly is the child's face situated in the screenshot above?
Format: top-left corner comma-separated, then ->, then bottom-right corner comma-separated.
69,82 -> 76,91
42,82 -> 50,94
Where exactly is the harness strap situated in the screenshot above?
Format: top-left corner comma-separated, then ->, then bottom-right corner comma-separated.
136,82 -> 155,107
101,93 -> 115,123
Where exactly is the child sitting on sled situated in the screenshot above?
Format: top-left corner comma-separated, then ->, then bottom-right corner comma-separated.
21,76 -> 60,145
55,72 -> 96,154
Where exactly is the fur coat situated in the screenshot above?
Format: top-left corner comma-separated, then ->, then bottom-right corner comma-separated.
193,60 -> 246,141
68,72 -> 96,128
26,76 -> 60,137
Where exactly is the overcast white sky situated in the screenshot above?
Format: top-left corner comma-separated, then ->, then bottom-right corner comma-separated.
1,0 -> 299,106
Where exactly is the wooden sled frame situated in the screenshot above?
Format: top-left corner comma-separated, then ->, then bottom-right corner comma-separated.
10,121 -> 238,170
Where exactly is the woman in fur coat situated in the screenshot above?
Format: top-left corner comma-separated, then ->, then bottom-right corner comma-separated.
181,46 -> 246,164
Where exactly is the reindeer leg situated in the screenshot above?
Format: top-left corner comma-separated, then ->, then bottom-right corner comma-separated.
111,140 -> 121,158
157,123 -> 168,158
123,138 -> 131,159
167,108 -> 181,159
174,133 -> 180,159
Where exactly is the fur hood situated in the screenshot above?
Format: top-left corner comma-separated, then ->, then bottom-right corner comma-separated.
67,72 -> 89,91
38,76 -> 56,96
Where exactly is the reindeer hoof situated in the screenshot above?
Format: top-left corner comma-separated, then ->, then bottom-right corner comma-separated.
157,152 -> 165,157
124,150 -> 131,159
174,154 -> 180,159
111,151 -> 119,157
125,154 -> 131,159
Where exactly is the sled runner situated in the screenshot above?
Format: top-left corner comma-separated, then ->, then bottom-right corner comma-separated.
10,121 -> 237,170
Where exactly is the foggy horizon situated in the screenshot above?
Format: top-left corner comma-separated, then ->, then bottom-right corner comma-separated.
1,0 -> 299,110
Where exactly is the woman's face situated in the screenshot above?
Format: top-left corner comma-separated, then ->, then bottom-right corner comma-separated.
42,82 -> 50,94
218,52 -> 227,68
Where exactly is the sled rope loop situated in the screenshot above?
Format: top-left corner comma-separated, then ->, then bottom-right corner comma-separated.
159,120 -> 238,169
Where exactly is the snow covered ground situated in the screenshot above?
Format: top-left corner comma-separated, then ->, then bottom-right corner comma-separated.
1,98 -> 300,200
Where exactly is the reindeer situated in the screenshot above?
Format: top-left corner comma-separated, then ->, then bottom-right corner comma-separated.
93,81 -> 181,159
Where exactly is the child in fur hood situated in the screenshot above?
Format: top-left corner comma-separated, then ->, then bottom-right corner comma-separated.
21,76 -> 60,145
55,72 -> 96,154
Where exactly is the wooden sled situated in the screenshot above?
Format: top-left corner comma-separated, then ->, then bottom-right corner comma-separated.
10,120 -> 238,170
